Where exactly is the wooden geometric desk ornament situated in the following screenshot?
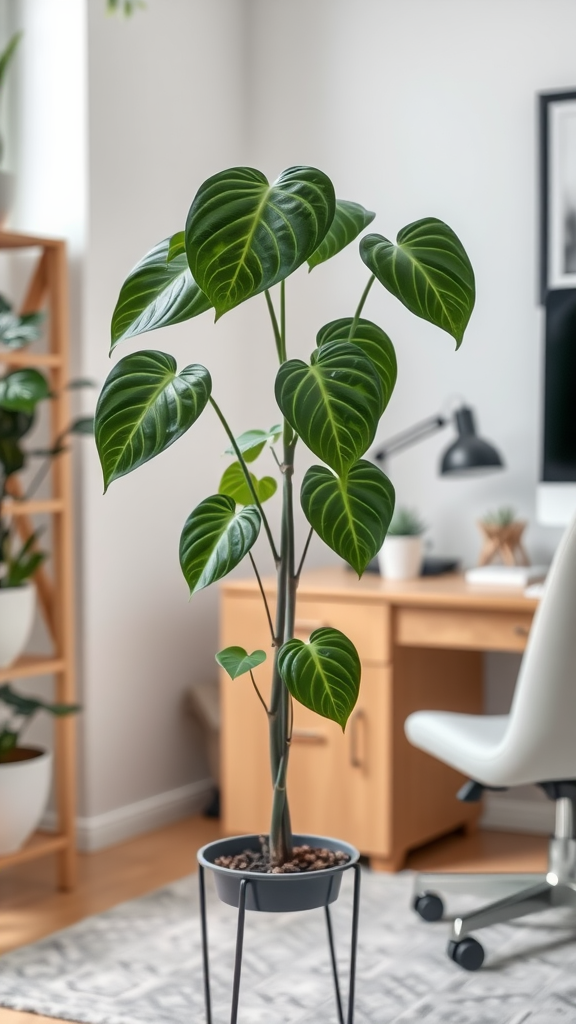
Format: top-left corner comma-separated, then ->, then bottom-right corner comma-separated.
478,509 -> 529,567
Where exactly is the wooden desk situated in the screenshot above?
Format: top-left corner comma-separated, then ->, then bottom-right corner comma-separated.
219,569 -> 539,871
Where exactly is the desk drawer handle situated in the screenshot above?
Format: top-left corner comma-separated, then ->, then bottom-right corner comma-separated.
350,708 -> 366,768
513,624 -> 530,637
292,728 -> 327,745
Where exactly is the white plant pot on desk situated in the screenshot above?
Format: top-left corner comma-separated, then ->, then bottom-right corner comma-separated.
0,748 -> 52,854
378,536 -> 424,580
0,583 -> 36,668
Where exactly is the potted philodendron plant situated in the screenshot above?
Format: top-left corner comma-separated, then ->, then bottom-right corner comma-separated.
0,682 -> 79,854
0,299 -> 93,667
94,164 -> 475,1017
378,506 -> 427,580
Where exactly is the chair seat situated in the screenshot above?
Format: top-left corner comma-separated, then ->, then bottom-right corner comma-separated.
405,711 -> 510,785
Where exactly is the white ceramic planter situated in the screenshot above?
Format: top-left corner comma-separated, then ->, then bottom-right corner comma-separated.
0,583 -> 36,668
378,535 -> 424,580
0,748 -> 52,854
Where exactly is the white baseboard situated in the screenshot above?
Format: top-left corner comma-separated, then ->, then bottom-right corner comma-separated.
481,793 -> 554,835
42,777 -> 214,852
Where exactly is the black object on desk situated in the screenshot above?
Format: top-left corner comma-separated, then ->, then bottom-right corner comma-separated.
364,555 -> 460,576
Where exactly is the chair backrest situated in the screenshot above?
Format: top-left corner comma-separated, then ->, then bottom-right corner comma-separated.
504,513 -> 576,783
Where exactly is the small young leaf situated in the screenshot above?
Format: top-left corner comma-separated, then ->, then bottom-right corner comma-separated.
225,425 -> 281,463
278,627 -> 360,730
215,646 -> 267,679
218,463 -> 277,505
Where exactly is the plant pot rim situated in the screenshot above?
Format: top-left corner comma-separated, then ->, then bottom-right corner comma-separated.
198,832 -> 360,880
0,746 -> 50,767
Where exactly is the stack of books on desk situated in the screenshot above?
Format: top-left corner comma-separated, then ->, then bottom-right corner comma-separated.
465,565 -> 548,587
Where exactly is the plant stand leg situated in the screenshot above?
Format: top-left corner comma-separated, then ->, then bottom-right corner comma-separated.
198,865 -> 212,1024
347,862 -> 361,1024
325,906 -> 345,1024
230,879 -> 249,1024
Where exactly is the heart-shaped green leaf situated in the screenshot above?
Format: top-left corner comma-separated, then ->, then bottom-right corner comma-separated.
179,494 -> 261,594
278,627 -> 360,730
307,199 -> 375,270
185,165 -> 336,318
218,462 -> 277,505
215,646 -> 267,679
301,460 -> 395,576
95,350 -> 211,489
225,425 -> 282,464
317,317 -> 397,414
275,341 -> 382,477
0,369 -> 49,414
110,236 -> 212,350
360,218 -> 475,347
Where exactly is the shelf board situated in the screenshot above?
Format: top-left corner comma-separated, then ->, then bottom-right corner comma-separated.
0,831 -> 68,871
0,231 -> 61,249
0,654 -> 64,683
1,498 -> 64,516
0,351 -> 62,367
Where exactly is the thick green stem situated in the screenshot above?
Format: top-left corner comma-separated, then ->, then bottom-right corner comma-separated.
264,290 -> 283,362
348,273 -> 376,340
209,396 -> 280,566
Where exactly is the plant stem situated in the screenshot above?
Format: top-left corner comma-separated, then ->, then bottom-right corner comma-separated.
249,670 -> 270,716
264,290 -> 283,362
209,397 -> 280,566
248,551 -> 276,645
279,281 -> 287,362
348,273 -> 376,340
295,527 -> 314,581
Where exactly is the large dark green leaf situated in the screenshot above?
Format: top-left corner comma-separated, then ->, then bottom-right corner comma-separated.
278,627 -> 360,730
275,341 -> 382,477
225,425 -> 281,463
317,317 -> 397,414
301,461 -> 395,575
218,462 -> 277,504
110,236 -> 212,350
0,369 -> 49,414
185,165 -> 336,318
360,218 -> 475,347
307,200 -> 375,270
215,646 -> 267,679
95,350 -> 211,489
179,494 -> 261,594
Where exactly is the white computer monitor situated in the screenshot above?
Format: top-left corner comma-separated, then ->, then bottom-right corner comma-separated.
537,289 -> 576,526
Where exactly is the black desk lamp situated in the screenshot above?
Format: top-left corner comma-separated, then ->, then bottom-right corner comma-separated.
372,403 -> 504,574
373,404 -> 504,476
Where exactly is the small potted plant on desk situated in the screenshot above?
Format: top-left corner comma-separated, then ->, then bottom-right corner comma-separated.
0,682 -> 79,854
94,164 -> 475,1022
0,296 -> 93,667
378,507 -> 426,580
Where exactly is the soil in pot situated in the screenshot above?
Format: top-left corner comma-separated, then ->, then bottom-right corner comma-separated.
215,834 -> 351,874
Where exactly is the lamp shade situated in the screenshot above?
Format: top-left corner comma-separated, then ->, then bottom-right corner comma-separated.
440,406 -> 504,476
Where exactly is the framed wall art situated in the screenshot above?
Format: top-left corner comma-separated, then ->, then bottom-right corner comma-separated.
539,89 -> 576,301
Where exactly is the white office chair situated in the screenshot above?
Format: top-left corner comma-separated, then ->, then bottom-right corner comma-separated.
405,513 -> 576,971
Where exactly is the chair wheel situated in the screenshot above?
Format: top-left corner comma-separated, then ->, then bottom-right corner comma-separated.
413,891 -> 444,922
447,937 -> 485,971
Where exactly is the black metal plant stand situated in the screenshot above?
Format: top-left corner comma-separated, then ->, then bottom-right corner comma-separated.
198,862 -> 361,1024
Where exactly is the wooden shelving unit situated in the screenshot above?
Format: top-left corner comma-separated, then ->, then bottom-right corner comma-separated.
0,231 -> 77,890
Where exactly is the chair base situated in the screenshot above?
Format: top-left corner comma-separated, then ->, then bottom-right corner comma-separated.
412,798 -> 576,969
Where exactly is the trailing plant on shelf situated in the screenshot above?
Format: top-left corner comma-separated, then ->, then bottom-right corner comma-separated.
94,164 -> 475,868
0,682 -> 79,761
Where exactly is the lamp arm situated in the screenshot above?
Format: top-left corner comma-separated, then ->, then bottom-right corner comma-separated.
373,414 -> 447,462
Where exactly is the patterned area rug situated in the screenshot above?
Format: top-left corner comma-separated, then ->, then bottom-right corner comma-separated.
1,869 -> 576,1023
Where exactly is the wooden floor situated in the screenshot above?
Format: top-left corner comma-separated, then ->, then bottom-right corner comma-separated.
0,817 -> 548,1024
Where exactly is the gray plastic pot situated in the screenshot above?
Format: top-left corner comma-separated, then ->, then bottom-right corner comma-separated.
198,833 -> 360,913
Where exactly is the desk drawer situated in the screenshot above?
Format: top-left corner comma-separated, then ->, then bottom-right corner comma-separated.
396,607 -> 534,652
294,599 -> 390,664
